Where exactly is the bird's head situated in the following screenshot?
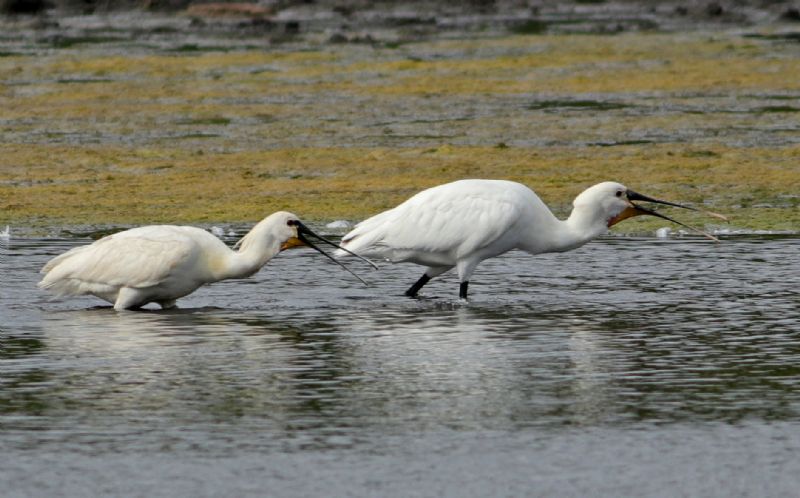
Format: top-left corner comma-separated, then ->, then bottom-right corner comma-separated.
573,182 -> 727,241
275,212 -> 307,251
268,212 -> 377,284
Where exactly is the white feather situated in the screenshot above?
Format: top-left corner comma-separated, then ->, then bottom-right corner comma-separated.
335,179 -> 687,298
338,179 -> 557,267
39,212 -> 302,310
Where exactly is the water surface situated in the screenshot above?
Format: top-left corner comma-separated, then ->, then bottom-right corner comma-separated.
2,233 -> 800,496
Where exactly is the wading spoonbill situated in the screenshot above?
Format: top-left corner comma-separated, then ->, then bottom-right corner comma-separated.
39,211 -> 376,310
335,180 -> 726,299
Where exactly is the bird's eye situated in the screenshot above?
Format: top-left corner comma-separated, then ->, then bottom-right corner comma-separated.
616,190 -> 624,198
287,220 -> 297,226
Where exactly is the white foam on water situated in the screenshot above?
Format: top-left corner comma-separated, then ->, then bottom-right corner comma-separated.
712,228 -> 798,236
0,226 -> 8,269
325,220 -> 351,229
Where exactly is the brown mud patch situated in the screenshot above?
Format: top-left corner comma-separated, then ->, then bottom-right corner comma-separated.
2,143 -> 798,231
1,16 -> 799,232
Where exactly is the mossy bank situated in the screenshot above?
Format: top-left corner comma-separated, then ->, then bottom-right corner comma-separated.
1,29 -> 799,232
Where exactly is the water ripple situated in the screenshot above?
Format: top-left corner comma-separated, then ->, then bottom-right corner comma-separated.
2,235 -> 800,495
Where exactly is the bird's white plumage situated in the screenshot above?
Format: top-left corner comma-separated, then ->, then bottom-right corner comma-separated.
340,180 -> 558,266
40,226 -> 213,302
336,179 -> 646,298
39,212 -> 302,310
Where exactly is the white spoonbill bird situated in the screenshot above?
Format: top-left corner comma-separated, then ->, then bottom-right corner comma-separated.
39,211 -> 376,310
335,180 -> 726,299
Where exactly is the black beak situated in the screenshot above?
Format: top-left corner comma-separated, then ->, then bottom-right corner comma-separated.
295,222 -> 378,286
626,190 -> 728,242
628,190 -> 694,212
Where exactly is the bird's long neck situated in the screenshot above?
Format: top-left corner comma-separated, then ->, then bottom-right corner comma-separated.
221,220 -> 283,279
523,204 -> 608,254
558,204 -> 609,251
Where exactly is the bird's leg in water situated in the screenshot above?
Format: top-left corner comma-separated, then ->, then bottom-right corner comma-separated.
459,282 -> 469,300
114,287 -> 146,311
405,274 -> 431,297
158,299 -> 177,310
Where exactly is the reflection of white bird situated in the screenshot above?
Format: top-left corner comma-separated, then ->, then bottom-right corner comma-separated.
336,180 -> 726,299
39,211 -> 374,310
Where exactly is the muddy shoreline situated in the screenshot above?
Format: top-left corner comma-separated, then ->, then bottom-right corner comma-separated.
1,2 -> 799,231
3,0 -> 800,49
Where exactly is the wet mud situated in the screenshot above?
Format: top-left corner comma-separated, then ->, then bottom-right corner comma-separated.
1,1 -> 799,231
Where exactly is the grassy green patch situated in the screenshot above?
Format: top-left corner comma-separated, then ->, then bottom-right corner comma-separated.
755,105 -> 800,113
170,44 -> 237,53
177,116 -> 232,126
592,140 -> 654,147
45,36 -> 128,48
528,100 -> 631,111
56,78 -> 116,84
2,143 -> 798,230
1,31 -> 799,231
509,20 -> 549,35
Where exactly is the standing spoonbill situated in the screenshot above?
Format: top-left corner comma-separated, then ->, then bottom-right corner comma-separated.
335,180 -> 726,299
39,211 -> 376,310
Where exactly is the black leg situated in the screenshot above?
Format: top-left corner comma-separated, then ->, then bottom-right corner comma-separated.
459,281 -> 469,300
405,274 -> 431,297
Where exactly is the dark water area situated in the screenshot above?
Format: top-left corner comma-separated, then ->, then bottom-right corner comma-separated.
2,232 -> 800,496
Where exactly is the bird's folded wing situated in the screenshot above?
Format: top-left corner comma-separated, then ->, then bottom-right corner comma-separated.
377,192 -> 523,255
41,234 -> 194,289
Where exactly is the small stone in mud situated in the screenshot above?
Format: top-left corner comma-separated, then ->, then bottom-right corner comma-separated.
327,32 -> 348,43
781,8 -> 800,22
705,2 -> 724,17
186,2 -> 273,18
283,20 -> 300,34
1,0 -> 48,14
237,17 -> 275,31
332,4 -> 354,17
325,220 -> 351,230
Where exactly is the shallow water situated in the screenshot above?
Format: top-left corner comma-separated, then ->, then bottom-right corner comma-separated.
2,233 -> 800,496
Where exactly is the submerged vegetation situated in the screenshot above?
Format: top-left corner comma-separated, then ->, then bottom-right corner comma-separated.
1,27 -> 799,232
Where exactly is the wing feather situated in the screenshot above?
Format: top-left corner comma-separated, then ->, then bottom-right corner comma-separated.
340,180 -> 528,261
39,226 -> 198,295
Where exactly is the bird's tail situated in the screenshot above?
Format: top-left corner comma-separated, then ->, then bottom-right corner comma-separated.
38,275 -> 79,296
333,215 -> 390,260
38,245 -> 99,296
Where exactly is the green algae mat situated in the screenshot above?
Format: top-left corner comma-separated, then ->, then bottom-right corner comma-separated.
2,31 -> 799,231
